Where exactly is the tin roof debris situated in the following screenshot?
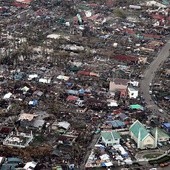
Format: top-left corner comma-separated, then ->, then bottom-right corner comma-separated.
0,0 -> 170,169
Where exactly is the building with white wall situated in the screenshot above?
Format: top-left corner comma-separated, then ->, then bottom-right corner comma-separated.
129,120 -> 156,149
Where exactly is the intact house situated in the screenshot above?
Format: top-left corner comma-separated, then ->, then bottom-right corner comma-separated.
129,120 -> 156,149
127,87 -> 138,99
100,130 -> 121,146
151,127 -> 170,142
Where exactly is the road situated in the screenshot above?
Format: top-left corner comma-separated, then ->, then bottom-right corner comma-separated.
140,40 -> 170,119
80,133 -> 100,170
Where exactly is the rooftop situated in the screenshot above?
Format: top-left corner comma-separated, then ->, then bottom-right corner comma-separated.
129,104 -> 144,110
101,130 -> 121,141
129,120 -> 149,141
105,120 -> 125,128
151,128 -> 170,139
163,122 -> 170,128
113,78 -> 130,85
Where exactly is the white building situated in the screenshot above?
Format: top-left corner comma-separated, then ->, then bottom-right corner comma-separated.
129,120 -> 156,149
128,87 -> 138,99
101,130 -> 121,146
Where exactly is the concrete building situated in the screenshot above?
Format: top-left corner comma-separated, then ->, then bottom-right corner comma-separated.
151,127 -> 170,142
3,131 -> 33,148
129,120 -> 156,149
101,130 -> 121,146
109,78 -> 129,92
127,87 -> 138,99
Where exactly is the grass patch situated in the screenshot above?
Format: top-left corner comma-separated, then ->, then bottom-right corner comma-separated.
149,155 -> 170,165
144,153 -> 162,159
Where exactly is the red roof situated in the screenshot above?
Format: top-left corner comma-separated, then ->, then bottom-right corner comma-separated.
77,71 -> 90,76
113,55 -> 138,62
66,95 -> 78,101
15,0 -> 32,4
125,121 -> 130,125
12,2 -> 28,8
151,14 -> 165,20
112,109 -> 122,115
106,0 -> 115,6
143,34 -> 161,39
87,3 -> 99,7
0,127 -> 13,134
88,14 -> 100,21
120,89 -> 127,97
0,7 -> 6,12
124,28 -> 136,34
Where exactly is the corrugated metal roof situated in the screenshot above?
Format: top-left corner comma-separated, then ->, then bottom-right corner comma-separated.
101,130 -> 121,140
106,120 -> 125,128
163,122 -> 170,128
129,120 -> 149,141
129,104 -> 144,110
151,128 -> 170,139
119,113 -> 128,121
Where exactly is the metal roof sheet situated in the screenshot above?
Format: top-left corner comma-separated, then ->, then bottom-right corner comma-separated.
129,120 -> 149,141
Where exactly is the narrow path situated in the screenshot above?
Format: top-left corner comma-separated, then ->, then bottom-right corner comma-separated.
80,133 -> 100,170
140,41 -> 170,119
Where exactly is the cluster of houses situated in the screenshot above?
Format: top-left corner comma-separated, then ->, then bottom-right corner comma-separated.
85,119 -> 170,168
101,120 -> 170,150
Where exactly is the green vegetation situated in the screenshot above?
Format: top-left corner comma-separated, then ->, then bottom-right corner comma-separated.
33,135 -> 46,143
114,9 -> 126,19
149,155 -> 170,165
143,153 -> 162,159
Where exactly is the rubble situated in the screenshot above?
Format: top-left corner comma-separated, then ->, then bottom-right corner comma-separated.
0,0 -> 170,169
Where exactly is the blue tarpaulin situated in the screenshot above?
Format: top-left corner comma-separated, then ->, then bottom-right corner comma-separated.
66,82 -> 72,87
13,72 -> 25,80
66,90 -> 78,95
29,100 -> 38,106
78,89 -> 85,94
101,162 -> 106,167
106,120 -> 125,128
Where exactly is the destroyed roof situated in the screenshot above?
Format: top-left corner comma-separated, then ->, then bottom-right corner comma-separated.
16,0 -> 33,4
66,95 -> 79,101
112,109 -> 123,115
66,90 -> 79,95
112,55 -> 138,62
145,1 -> 167,8
32,119 -> 45,128
105,120 -> 125,128
57,121 -> 70,130
118,113 -> 129,121
113,78 -> 130,85
23,161 -> 37,170
0,127 -> 13,134
57,75 -> 70,81
12,2 -> 29,8
151,14 -> 165,20
19,113 -> 38,121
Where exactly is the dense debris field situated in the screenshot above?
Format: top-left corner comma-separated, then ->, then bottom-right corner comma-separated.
0,0 -> 170,170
